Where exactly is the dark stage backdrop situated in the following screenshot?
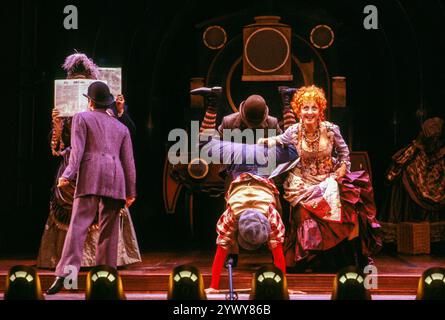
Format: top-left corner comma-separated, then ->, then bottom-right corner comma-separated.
2,0 -> 444,255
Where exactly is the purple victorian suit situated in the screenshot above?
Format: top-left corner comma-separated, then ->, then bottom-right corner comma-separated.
55,109 -> 136,277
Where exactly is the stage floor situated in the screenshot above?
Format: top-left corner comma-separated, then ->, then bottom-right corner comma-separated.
0,251 -> 444,300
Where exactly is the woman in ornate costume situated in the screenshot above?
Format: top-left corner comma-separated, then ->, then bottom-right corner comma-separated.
383,117 -> 445,222
261,85 -> 381,271
37,52 -> 141,269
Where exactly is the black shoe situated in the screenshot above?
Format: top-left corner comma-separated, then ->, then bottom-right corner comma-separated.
46,277 -> 65,295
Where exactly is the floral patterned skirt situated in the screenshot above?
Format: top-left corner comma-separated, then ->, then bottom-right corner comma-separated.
283,170 -> 381,268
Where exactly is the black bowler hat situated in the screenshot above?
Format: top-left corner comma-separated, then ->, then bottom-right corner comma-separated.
239,95 -> 269,128
83,81 -> 115,108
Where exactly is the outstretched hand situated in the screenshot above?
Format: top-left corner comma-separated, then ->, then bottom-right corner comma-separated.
257,138 -> 268,145
257,137 -> 283,147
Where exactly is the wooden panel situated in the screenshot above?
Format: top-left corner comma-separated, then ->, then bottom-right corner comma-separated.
242,16 -> 292,81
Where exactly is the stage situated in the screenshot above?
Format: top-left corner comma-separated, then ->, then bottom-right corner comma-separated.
1,251 -> 443,300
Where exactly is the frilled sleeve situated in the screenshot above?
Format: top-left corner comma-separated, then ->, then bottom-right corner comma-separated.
332,124 -> 351,171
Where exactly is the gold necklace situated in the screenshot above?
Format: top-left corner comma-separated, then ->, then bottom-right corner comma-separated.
302,124 -> 320,152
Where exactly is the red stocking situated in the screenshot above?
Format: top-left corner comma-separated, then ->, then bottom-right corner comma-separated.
271,243 -> 286,275
209,245 -> 228,289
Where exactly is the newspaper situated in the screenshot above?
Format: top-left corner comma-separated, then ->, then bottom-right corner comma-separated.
54,79 -> 107,117
98,67 -> 122,96
54,67 -> 121,117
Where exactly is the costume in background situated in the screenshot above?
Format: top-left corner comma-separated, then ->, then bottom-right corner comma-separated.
37,53 -> 140,268
383,117 -> 445,222
380,117 -> 445,243
55,92 -> 136,277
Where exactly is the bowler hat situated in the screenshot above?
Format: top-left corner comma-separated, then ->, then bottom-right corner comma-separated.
239,95 -> 269,128
83,81 -> 115,107
237,209 -> 271,250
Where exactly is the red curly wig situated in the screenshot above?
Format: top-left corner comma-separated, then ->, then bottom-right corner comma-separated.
290,85 -> 327,121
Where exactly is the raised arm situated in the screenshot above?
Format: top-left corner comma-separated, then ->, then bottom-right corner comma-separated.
50,108 -> 62,156
258,123 -> 299,147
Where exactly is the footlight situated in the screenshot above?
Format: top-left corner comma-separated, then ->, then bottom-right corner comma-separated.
85,265 -> 125,300
5,265 -> 44,300
331,266 -> 371,300
250,265 -> 289,300
168,264 -> 207,300
416,267 -> 445,300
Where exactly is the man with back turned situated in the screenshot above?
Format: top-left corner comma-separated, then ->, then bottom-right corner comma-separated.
47,81 -> 136,294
